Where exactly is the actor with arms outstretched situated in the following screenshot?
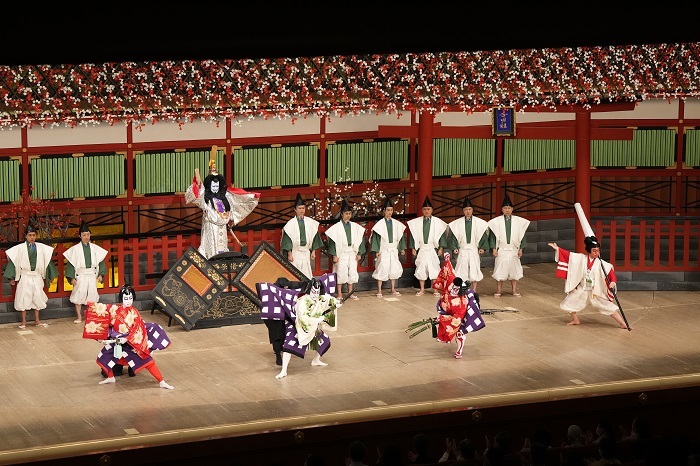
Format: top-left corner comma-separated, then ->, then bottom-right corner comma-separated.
184,152 -> 259,259
549,237 -> 629,328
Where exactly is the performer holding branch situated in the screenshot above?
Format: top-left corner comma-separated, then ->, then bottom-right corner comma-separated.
548,203 -> 631,329
433,254 -> 485,358
405,255 -> 485,359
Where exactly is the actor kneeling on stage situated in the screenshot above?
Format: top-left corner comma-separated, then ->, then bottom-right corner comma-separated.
83,285 -> 175,389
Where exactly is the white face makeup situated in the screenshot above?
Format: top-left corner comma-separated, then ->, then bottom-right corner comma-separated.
122,293 -> 134,307
310,283 -> 321,301
210,180 -> 220,194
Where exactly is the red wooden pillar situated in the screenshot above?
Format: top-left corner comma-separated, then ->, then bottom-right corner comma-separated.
675,100 -> 685,215
314,117 -> 328,274
125,121 -> 135,235
575,111 -> 592,252
319,117 -> 327,213
417,111 -> 434,209
20,127 -> 30,232
226,116 -> 233,184
494,137 -> 504,215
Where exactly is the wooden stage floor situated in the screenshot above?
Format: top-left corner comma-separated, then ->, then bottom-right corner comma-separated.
1,262 -> 699,464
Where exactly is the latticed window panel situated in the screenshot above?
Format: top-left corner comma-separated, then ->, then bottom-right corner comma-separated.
32,154 -> 125,200
433,138 -> 495,176
327,140 -> 408,182
0,159 -> 20,203
135,149 -> 224,195
592,129 -> 676,167
233,144 -> 319,189
504,139 -> 575,172
685,129 -> 700,168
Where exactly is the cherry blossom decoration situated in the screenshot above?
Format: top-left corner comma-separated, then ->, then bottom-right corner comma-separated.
0,42 -> 698,130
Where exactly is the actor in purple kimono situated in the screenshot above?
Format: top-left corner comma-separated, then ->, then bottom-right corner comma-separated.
257,273 -> 341,379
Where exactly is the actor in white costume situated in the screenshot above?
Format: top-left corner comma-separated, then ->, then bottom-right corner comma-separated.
3,224 -> 58,328
446,196 -> 490,292
488,194 -> 530,297
370,195 -> 407,298
184,151 -> 259,260
281,193 -> 323,279
64,222 -> 108,323
548,202 -> 630,329
407,196 -> 448,296
325,197 -> 365,300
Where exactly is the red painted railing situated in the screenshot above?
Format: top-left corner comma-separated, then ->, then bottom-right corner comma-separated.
592,218 -> 700,271
2,218 -> 698,303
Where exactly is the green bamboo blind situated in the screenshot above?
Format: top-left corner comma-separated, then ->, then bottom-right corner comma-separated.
233,145 -> 319,188
327,140 -> 408,182
0,159 -> 20,202
32,154 -> 125,200
685,129 -> 700,167
433,139 -> 495,176
135,150 -> 223,195
591,129 -> 675,167
504,139 -> 575,172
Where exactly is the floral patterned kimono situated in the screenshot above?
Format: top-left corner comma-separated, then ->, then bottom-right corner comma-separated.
83,302 -> 171,374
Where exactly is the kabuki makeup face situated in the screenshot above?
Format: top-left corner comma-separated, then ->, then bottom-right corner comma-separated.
210,180 -> 220,194
120,287 -> 135,307
122,293 -> 134,308
309,280 -> 321,301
